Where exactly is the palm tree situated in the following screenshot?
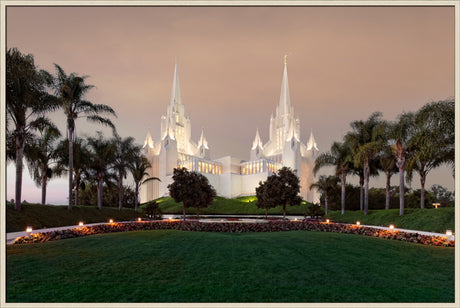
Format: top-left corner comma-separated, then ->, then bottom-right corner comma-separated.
52,64 -> 116,211
56,137 -> 92,206
25,126 -> 62,205
314,141 -> 353,215
129,154 -> 160,211
113,134 -> 139,210
310,175 -> 338,215
378,144 -> 398,210
345,112 -> 385,215
6,48 -> 59,211
389,112 -> 416,216
87,132 -> 117,210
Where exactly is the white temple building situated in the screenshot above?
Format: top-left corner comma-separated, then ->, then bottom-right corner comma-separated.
140,57 -> 320,203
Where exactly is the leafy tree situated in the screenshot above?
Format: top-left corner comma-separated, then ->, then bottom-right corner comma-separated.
86,132 -> 117,210
310,175 -> 338,215
345,112 -> 385,215
255,175 -> 279,218
430,184 -> 454,207
143,201 -> 163,220
168,168 -> 216,220
51,64 -> 116,211
305,203 -> 325,218
405,99 -> 454,208
129,153 -> 160,211
314,141 -> 353,215
25,126 -> 62,205
113,134 -> 139,210
6,48 -> 59,211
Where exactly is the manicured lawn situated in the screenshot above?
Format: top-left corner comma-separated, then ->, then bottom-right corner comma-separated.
152,196 -> 311,215
7,230 -> 454,303
325,207 -> 455,233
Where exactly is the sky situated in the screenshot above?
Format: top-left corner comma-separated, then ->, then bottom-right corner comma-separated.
4,5 -> 456,204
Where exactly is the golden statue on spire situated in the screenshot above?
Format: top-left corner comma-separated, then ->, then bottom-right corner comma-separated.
284,54 -> 288,65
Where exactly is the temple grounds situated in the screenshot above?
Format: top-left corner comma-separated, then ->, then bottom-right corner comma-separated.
6,229 -> 455,303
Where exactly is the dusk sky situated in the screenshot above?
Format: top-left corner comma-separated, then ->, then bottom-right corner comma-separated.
5,5 -> 455,204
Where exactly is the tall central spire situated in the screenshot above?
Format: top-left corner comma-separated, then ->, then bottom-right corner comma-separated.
279,55 -> 291,116
170,62 -> 182,106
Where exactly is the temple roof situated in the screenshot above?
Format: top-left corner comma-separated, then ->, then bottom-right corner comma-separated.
307,130 -> 319,151
252,128 -> 264,150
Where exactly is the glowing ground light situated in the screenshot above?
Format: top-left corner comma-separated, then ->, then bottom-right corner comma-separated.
169,216 -> 173,220
446,230 -> 453,236
109,219 -> 114,224
79,222 -> 84,226
138,218 -> 142,222
356,221 -> 360,226
294,218 -> 298,221
389,224 -> 395,230
26,227 -> 32,232
326,219 -> 330,223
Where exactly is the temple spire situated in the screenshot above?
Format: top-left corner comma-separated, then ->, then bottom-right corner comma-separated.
197,129 -> 209,150
143,131 -> 154,148
279,55 -> 291,116
170,62 -> 182,107
307,129 -> 319,151
252,128 -> 264,150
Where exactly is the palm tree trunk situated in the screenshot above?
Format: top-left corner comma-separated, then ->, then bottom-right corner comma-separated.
68,127 -> 74,211
74,176 -> 79,207
325,194 -> 328,215
41,173 -> 47,205
385,172 -> 391,210
283,204 -> 286,220
14,140 -> 24,212
134,182 -> 139,211
341,172 -> 346,215
97,174 -> 103,210
118,172 -> 123,211
420,172 -> 426,209
359,175 -> 364,211
364,161 -> 370,216
398,167 -> 404,216
183,206 -> 186,221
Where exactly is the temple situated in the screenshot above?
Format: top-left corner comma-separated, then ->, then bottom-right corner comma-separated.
140,57 -> 319,203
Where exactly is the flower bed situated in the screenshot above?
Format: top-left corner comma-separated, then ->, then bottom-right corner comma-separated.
12,220 -> 455,247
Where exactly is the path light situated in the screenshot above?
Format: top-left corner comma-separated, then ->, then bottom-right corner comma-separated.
294,218 -> 298,221
78,222 -> 84,227
26,226 -> 32,233
389,224 -> 395,230
356,221 -> 360,226
433,203 -> 440,209
446,230 -> 453,236
138,217 -> 142,222
109,219 -> 114,224
169,216 -> 173,220
326,219 -> 330,223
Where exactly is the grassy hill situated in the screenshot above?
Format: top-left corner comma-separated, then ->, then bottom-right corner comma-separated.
325,207 -> 455,233
145,196 -> 311,215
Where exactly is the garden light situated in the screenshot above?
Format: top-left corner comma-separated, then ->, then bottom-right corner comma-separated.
446,230 -> 453,236
389,224 -> 395,230
26,227 -> 32,233
169,216 -> 173,220
326,219 -> 330,223
138,218 -> 142,222
109,219 -> 114,224
78,222 -> 84,226
433,203 -> 440,209
356,221 -> 360,226
294,218 -> 298,221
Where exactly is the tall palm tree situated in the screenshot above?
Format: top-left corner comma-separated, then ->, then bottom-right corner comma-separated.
112,134 -> 139,210
345,112 -> 385,215
25,126 -> 62,205
389,112 -> 416,216
6,48 -> 59,211
129,154 -> 160,211
310,175 -> 338,215
314,141 -> 353,215
52,64 -> 116,211
87,132 -> 117,210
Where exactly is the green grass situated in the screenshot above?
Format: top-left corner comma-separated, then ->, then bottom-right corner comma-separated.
151,196 -> 311,215
6,203 -> 141,232
6,230 -> 454,303
325,208 -> 455,233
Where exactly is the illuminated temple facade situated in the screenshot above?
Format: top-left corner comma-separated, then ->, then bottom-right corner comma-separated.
140,58 -> 320,203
